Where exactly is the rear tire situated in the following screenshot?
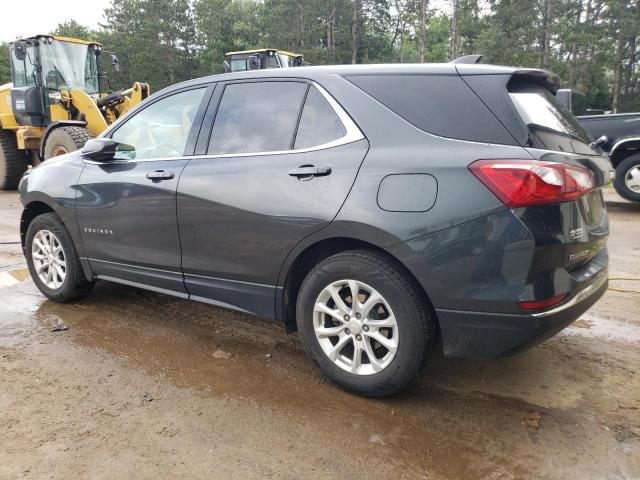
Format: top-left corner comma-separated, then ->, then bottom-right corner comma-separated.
296,250 -> 435,397
25,212 -> 94,302
43,126 -> 93,160
0,130 -> 29,190
614,153 -> 640,203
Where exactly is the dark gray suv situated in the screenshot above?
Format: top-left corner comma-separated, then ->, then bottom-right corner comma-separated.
19,63 -> 611,397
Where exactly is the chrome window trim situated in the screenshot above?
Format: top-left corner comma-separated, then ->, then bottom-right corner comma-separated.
84,81 -> 365,165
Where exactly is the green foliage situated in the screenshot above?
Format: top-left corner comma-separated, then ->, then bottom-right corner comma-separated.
53,19 -> 97,40
0,43 -> 10,85
2,0 -> 634,111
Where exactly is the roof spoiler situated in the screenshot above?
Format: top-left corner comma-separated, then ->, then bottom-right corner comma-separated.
450,54 -> 483,64
511,69 -> 561,94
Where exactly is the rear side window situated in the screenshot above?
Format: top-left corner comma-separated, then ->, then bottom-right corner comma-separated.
294,86 -> 346,149
509,83 -> 594,155
345,74 -> 515,145
208,81 -> 307,155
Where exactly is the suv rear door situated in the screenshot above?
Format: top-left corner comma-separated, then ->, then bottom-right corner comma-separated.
177,79 -> 367,317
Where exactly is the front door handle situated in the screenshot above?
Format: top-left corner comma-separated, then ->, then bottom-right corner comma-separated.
146,170 -> 175,181
288,165 -> 332,179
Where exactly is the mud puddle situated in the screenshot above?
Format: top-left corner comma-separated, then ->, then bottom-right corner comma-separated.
2,278 -> 532,479
2,269 -> 639,479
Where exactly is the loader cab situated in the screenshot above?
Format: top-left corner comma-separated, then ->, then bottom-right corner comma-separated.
9,35 -> 104,126
223,49 -> 304,73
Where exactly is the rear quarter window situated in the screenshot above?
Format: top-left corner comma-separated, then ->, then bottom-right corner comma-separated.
345,74 -> 516,145
294,86 -> 346,149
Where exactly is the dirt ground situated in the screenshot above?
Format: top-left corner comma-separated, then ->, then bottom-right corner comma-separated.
1,189 -> 639,480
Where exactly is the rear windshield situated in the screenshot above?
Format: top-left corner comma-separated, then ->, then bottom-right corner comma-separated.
509,83 -> 595,155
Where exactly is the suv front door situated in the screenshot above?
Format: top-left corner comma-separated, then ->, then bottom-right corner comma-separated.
75,86 -> 210,294
177,80 -> 368,317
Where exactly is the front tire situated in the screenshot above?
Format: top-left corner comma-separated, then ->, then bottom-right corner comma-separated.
43,126 -> 93,160
25,213 -> 94,302
296,250 -> 435,397
614,153 -> 640,203
0,130 -> 29,190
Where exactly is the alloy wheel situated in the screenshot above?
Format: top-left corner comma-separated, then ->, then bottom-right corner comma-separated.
31,230 -> 67,289
313,279 -> 399,375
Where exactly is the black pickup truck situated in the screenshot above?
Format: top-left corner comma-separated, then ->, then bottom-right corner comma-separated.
557,89 -> 640,202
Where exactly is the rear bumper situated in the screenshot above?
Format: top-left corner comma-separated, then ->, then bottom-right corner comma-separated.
436,269 -> 608,359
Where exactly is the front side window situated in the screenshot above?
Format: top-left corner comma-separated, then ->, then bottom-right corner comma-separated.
294,86 -> 347,149
208,81 -> 307,155
10,45 -> 36,87
230,58 -> 247,72
111,88 -> 206,160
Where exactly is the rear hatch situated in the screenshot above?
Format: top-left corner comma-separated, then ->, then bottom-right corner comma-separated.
461,68 -> 612,271
510,81 -> 610,269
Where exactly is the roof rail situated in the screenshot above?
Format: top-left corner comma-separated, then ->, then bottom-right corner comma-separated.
450,54 -> 483,64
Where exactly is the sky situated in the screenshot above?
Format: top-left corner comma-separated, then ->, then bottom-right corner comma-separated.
1,0 -> 111,43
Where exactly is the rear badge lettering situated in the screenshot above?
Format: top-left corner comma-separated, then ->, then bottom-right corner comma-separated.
569,249 -> 590,261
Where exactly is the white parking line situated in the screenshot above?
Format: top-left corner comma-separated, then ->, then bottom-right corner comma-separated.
0,271 -> 20,287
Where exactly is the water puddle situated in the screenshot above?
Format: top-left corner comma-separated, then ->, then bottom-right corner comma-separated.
565,311 -> 640,343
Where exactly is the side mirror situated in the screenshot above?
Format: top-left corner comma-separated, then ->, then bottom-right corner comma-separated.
110,53 -> 120,72
14,41 -> 27,61
82,138 -> 133,161
223,59 -> 231,73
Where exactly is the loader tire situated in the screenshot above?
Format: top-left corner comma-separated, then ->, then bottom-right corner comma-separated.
44,126 -> 93,160
0,130 -> 29,190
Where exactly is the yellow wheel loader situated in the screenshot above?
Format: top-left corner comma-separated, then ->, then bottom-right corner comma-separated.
223,49 -> 304,73
0,35 -> 150,189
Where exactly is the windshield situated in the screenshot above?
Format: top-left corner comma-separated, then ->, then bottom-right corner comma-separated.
509,84 -> 595,155
277,53 -> 299,68
39,40 -> 100,94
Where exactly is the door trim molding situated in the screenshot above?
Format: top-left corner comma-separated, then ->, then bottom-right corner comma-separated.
96,275 -> 189,299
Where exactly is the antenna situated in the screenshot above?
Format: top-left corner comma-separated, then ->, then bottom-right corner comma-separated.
450,54 -> 483,64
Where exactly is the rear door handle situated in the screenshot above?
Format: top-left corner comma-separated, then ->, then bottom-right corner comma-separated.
146,170 -> 175,181
288,165 -> 332,179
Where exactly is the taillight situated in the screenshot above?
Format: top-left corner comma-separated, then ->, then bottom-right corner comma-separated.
469,159 -> 595,208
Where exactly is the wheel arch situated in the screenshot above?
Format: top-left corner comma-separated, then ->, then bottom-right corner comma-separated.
278,236 -> 438,335
38,120 -> 88,159
20,199 -> 57,249
610,138 -> 640,167
21,196 -> 94,282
